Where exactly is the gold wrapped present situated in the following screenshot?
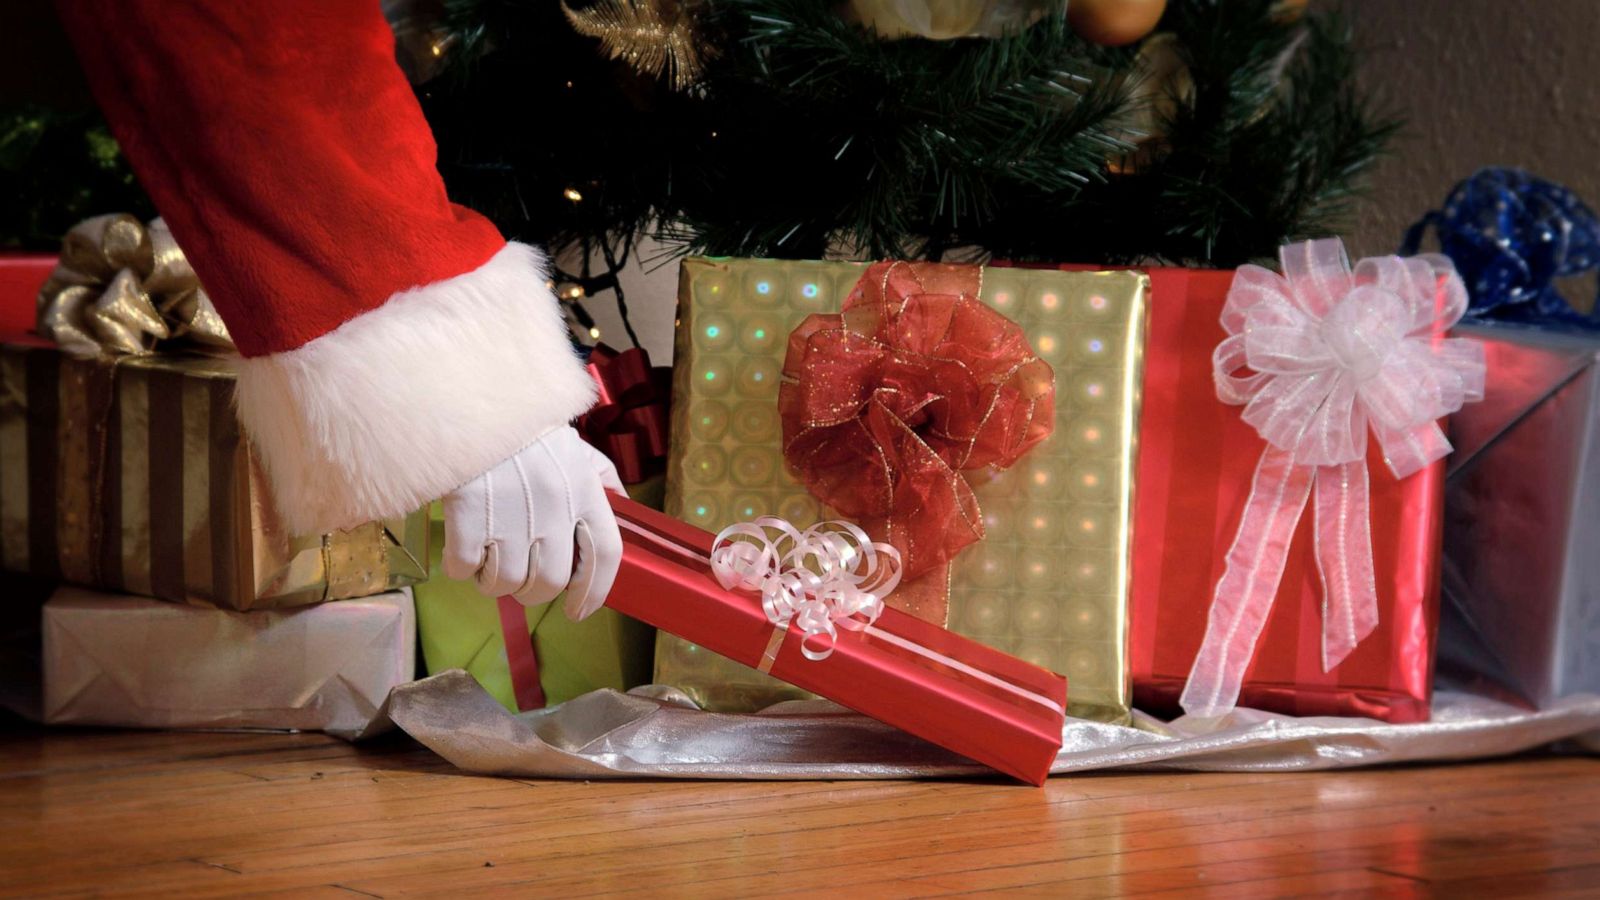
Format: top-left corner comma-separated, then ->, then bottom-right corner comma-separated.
0,339 -> 427,610
654,258 -> 1147,723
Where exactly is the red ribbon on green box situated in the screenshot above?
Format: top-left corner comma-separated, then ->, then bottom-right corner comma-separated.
576,344 -> 671,484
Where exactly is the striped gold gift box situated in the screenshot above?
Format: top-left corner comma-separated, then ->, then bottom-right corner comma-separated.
0,339 -> 427,610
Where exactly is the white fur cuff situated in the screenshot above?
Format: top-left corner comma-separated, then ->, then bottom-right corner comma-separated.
233,242 -> 598,534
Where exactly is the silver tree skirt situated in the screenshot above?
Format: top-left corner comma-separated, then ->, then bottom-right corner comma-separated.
386,671 -> 1600,781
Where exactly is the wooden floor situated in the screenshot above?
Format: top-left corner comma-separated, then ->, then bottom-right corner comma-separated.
2,724 -> 1598,898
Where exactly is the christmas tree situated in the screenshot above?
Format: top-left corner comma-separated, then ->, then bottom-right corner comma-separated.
415,0 -> 1394,273
6,0 -> 1396,294
0,104 -> 153,250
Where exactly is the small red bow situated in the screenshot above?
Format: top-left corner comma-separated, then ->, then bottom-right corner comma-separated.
576,344 -> 671,484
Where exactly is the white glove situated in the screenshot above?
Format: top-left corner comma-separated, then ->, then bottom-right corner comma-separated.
442,426 -> 625,620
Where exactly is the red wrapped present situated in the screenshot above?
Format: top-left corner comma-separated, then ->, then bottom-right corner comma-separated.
1122,242 -> 1482,724
600,493 -> 1067,785
0,253 -> 55,334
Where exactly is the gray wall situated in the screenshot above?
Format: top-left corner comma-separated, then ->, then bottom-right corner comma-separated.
1339,0 -> 1600,258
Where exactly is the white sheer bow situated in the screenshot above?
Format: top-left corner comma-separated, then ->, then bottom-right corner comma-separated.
710,517 -> 902,664
1181,239 -> 1486,717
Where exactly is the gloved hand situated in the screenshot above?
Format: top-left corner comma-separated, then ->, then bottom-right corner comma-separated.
442,426 -> 625,620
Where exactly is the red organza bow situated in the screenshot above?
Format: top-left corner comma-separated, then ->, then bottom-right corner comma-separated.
779,261 -> 1055,578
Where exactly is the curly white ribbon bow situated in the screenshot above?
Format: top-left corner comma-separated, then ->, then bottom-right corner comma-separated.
1180,239 -> 1486,718
711,517 -> 902,665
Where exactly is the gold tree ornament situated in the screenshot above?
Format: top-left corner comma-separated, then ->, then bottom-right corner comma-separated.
845,0 -> 1063,40
561,0 -> 711,91
1067,0 -> 1166,46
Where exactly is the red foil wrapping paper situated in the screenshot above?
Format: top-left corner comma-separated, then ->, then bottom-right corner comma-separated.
1127,268 -> 1444,724
0,253 -> 55,334
605,493 -> 1068,785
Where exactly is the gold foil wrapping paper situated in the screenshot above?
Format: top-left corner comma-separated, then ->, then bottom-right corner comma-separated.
654,258 -> 1146,723
0,341 -> 427,610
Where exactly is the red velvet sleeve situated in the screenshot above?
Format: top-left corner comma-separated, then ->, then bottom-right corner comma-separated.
53,0 -> 507,359
51,0 -> 598,533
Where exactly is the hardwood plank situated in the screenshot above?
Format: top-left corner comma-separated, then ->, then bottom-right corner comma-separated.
1,723 -> 1595,899
323,764 -> 1595,897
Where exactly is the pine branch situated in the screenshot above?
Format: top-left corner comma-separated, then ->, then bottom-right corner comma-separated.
0,104 -> 153,250
420,0 -> 1395,270
658,0 -> 1132,258
975,0 -> 1398,267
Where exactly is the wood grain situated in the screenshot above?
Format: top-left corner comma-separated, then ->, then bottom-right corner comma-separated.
1,722 -> 1596,898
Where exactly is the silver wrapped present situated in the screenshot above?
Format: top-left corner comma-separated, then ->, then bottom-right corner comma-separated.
43,586 -> 415,738
1440,324 -> 1600,707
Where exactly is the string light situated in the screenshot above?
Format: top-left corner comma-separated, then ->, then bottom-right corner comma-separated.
563,187 -> 584,203
588,327 -> 601,340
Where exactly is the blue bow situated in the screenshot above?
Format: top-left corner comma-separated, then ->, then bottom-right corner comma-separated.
1402,168 -> 1600,331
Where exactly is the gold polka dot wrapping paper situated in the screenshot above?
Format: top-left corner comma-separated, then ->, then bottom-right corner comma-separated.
654,258 -> 1148,723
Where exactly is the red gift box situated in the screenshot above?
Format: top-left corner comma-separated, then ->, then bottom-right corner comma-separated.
604,494 -> 1068,784
0,254 -> 55,334
1127,268 -> 1442,724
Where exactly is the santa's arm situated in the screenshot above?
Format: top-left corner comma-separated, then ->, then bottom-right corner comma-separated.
53,0 -> 597,534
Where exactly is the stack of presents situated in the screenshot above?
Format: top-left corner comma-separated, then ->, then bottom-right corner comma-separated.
3,208 -> 1596,782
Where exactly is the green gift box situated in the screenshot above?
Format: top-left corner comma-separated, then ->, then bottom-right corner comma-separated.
415,480 -> 658,711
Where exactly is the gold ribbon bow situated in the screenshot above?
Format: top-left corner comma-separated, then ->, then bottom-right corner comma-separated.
36,214 -> 232,357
